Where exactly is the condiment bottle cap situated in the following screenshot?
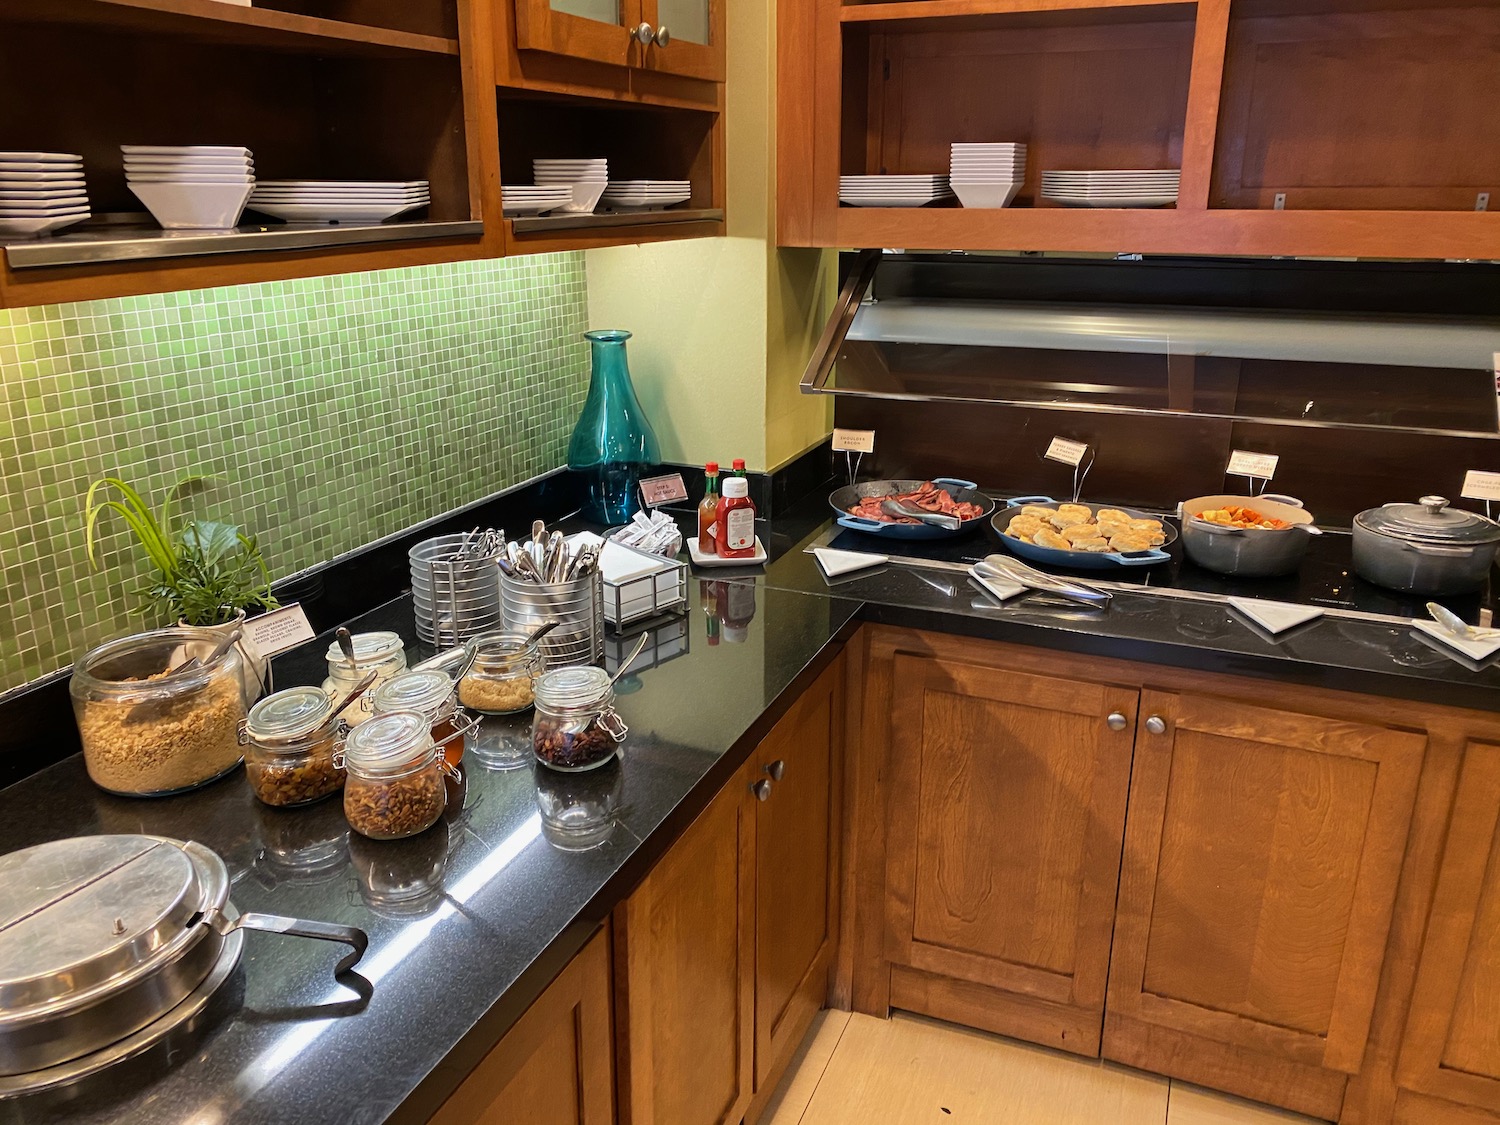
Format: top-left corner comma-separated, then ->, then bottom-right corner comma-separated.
723,477 -> 750,499
705,461 -> 719,473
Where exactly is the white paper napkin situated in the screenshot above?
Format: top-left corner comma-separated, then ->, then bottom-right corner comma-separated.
813,547 -> 888,578
1412,619 -> 1500,663
1227,597 -> 1325,636
969,570 -> 1027,603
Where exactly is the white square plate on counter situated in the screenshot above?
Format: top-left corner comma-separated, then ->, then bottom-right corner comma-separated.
688,537 -> 767,567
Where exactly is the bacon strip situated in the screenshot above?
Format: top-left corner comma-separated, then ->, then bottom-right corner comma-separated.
847,481 -> 985,525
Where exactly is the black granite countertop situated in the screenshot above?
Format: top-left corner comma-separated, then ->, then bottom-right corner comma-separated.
3,494 -> 1498,1125
0,585 -> 860,1125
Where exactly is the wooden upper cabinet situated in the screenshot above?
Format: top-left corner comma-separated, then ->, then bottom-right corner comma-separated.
429,927 -> 614,1125
1397,739 -> 1500,1119
513,0 -> 642,68
637,0 -> 724,81
614,760 -> 756,1125
882,652 -> 1138,1058
1104,690 -> 1426,1119
753,656 -> 843,1092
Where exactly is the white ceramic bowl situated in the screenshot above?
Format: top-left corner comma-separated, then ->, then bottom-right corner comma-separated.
127,173 -> 255,185
129,181 -> 252,229
952,181 -> 1023,208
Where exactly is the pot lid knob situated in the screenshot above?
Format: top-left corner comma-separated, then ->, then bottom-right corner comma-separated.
1420,495 -> 1449,514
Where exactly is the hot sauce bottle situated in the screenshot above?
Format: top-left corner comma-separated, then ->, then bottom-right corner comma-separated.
698,462 -> 720,554
716,476 -> 757,559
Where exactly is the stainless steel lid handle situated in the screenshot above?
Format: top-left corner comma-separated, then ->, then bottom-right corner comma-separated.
1420,495 -> 1449,514
224,913 -> 369,976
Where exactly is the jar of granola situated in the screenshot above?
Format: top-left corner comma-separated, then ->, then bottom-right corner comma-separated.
531,667 -> 627,772
241,687 -> 346,807
70,627 -> 247,797
339,711 -> 453,840
371,670 -> 463,766
457,631 -> 544,717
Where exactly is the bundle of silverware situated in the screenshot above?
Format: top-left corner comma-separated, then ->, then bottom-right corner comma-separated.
498,520 -> 602,585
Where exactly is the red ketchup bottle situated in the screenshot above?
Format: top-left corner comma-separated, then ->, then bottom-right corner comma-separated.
715,476 -> 757,559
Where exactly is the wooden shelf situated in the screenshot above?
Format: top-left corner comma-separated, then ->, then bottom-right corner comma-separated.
509,207 -> 724,234
0,0 -> 460,57
831,206 -> 1500,259
841,0 -> 1191,24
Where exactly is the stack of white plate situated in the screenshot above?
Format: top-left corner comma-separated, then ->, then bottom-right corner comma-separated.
502,184 -> 574,216
0,152 -> 89,237
600,180 -> 691,211
839,174 -> 953,208
534,158 -> 608,214
949,143 -> 1027,209
247,180 -> 429,223
1040,169 -> 1180,208
123,145 -> 255,230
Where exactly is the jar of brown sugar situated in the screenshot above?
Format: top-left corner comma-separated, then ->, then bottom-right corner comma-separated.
457,631 -> 544,717
531,667 -> 627,773
371,670 -> 464,767
338,711 -> 454,840
242,686 -> 347,807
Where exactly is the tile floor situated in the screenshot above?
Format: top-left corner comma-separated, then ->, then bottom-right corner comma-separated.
761,1011 -> 1328,1125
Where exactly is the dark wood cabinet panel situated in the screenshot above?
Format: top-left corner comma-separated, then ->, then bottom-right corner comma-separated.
1105,690 -> 1426,1117
882,651 -> 1137,1057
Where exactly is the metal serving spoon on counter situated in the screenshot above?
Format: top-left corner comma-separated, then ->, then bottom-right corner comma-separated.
1426,602 -> 1500,643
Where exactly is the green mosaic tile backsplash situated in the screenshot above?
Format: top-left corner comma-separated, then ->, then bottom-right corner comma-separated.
0,254 -> 590,695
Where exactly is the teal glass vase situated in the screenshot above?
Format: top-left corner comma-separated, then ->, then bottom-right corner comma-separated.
567,329 -> 662,525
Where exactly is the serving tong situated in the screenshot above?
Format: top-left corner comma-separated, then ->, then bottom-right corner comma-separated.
973,553 -> 1113,607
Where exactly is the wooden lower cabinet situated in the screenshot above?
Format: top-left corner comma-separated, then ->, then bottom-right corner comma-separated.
1395,739 -> 1500,1123
881,650 -> 1138,1057
1103,689 -> 1427,1119
429,928 -> 614,1125
616,654 -> 845,1125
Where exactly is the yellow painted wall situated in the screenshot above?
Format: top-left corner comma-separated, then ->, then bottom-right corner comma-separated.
585,0 -> 832,472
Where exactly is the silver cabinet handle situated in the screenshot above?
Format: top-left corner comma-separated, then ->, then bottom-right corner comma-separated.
1106,712 -> 1127,732
752,779 -> 772,801
654,25 -> 671,45
632,21 -> 655,43
1145,715 -> 1167,735
764,759 -> 785,781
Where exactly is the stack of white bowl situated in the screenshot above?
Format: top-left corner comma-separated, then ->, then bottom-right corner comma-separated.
124,145 -> 254,230
838,175 -> 953,208
1040,169 -> 1180,208
247,180 -> 430,224
600,180 -> 691,212
534,158 -> 608,214
502,184 -> 574,216
0,152 -> 89,237
949,143 -> 1027,208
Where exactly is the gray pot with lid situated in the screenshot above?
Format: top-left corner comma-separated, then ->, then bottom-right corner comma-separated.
0,834 -> 366,1091
1352,495 -> 1500,596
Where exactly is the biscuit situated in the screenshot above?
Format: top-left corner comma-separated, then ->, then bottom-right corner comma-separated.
1072,538 -> 1112,553
1034,528 -> 1071,551
1061,523 -> 1103,543
1109,531 -> 1156,553
1020,505 -> 1056,518
1097,508 -> 1132,523
1008,514 -> 1045,537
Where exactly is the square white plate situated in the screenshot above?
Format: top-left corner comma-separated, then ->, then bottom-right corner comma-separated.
0,212 -> 89,235
246,199 -> 427,222
253,179 -> 428,190
0,201 -> 90,215
122,145 -> 251,157
0,152 -> 83,163
0,172 -> 85,184
0,189 -> 87,203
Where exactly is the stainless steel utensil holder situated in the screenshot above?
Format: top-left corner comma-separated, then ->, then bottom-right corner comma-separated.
501,571 -> 605,668
410,534 -> 503,647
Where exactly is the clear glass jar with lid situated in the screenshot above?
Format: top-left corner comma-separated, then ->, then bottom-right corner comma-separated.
531,667 -> 628,772
371,670 -> 464,767
241,687 -> 347,808
456,630 -> 545,717
338,710 -> 453,840
323,631 -> 407,723
70,627 -> 248,797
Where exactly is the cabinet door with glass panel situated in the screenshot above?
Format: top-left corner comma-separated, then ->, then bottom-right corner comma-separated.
637,0 -> 724,82
514,0 -> 643,69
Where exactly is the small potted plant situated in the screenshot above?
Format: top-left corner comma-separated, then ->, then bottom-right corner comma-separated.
84,476 -> 279,699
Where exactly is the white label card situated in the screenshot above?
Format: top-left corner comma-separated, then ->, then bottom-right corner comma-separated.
1462,470 -> 1500,502
242,603 -> 316,661
1044,437 -> 1089,466
1227,450 -> 1280,480
639,473 -> 689,508
832,428 -> 876,454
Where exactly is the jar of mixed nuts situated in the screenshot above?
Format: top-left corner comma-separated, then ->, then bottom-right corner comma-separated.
531,667 -> 628,773
241,687 -> 347,808
457,631 -> 544,717
322,632 -> 407,724
371,670 -> 464,767
339,711 -> 452,840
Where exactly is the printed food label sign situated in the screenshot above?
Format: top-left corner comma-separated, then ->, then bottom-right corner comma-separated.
1044,437 -> 1088,466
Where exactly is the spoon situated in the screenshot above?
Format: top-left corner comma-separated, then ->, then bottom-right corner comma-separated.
335,626 -> 357,667
609,634 -> 651,687
527,620 -> 561,646
168,626 -> 244,675
880,499 -> 961,531
1425,602 -> 1500,643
